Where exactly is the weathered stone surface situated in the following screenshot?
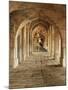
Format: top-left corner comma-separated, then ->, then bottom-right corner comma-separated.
9,64 -> 65,89
9,1 -> 66,89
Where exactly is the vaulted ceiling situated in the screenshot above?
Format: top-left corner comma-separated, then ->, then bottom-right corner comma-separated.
9,1 -> 66,48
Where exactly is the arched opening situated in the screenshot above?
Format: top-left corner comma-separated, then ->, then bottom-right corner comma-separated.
14,25 -> 26,68
32,24 -> 48,52
14,18 -> 62,68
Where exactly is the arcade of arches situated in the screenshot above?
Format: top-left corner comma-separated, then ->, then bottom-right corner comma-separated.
9,1 -> 66,89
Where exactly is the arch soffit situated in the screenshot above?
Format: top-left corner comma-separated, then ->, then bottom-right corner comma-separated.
15,17 -> 61,40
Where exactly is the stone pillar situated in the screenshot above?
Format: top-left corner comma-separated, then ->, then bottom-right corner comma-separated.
48,26 -> 52,56
51,25 -> 55,57
63,48 -> 66,67
23,25 -> 26,60
55,30 -> 61,64
26,22 -> 30,57
13,36 -> 18,68
20,29 -> 22,63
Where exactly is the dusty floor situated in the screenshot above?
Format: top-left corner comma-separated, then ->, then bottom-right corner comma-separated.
9,64 -> 66,89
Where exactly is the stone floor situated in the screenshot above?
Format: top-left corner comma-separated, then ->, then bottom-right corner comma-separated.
9,63 -> 66,89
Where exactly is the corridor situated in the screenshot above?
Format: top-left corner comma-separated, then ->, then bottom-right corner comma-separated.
9,1 -> 66,89
9,63 -> 65,89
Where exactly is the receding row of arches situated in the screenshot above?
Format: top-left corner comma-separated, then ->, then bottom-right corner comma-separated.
14,17 -> 62,68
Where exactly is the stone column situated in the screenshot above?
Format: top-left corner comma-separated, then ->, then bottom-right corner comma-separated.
48,26 -> 52,56
23,25 -> 26,60
51,25 -> 55,57
13,36 -> 18,68
19,29 -> 22,63
26,22 -> 30,57
55,30 -> 61,64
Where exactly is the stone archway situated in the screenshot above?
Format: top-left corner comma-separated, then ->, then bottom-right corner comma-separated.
13,17 -> 62,68
13,20 -> 30,68
32,24 -> 48,52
